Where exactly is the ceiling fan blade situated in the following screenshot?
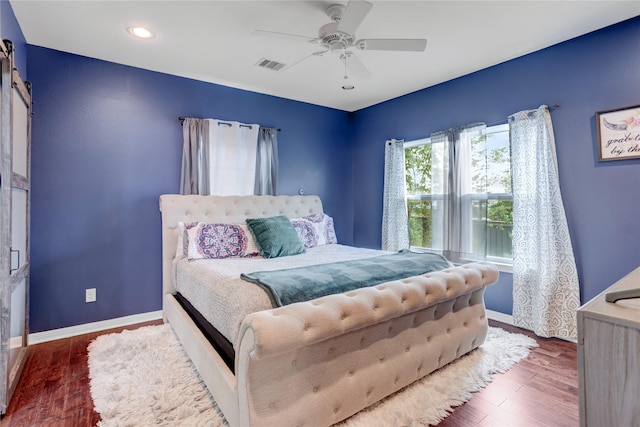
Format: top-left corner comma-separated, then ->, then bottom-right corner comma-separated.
341,52 -> 371,80
356,38 -> 427,52
336,0 -> 373,35
252,29 -> 316,44
282,50 -> 327,72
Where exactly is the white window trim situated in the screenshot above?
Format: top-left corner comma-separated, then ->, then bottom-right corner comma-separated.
405,124 -> 513,268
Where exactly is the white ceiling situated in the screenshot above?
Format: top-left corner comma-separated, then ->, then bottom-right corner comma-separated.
10,1 -> 640,112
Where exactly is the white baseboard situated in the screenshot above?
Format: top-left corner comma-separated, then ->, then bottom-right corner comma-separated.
485,310 -> 578,343
486,309 -> 514,325
28,310 -> 163,345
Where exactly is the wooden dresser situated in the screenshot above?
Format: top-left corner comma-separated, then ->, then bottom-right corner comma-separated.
577,267 -> 640,427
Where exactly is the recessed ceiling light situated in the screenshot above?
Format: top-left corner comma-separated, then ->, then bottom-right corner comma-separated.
342,85 -> 355,90
128,26 -> 155,39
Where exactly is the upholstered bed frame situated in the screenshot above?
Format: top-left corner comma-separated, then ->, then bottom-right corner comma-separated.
159,194 -> 499,426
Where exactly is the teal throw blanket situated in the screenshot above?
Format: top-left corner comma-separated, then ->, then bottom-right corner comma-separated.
241,250 -> 451,307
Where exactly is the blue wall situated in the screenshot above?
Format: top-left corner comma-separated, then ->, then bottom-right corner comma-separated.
4,1 -> 639,331
26,47 -> 353,332
352,16 -> 640,313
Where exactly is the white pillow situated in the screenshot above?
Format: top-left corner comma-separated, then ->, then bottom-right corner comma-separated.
176,222 -> 198,258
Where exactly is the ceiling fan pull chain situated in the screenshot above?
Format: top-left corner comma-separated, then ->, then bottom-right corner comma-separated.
343,48 -> 348,80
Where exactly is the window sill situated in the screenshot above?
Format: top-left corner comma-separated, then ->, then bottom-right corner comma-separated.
490,261 -> 513,274
454,259 -> 513,274
408,247 -> 513,273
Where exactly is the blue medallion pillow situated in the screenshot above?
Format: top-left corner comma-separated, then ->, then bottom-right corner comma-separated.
186,222 -> 260,260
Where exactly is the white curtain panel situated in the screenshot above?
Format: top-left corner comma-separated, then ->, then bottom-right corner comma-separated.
509,105 -> 581,340
381,139 -> 409,251
209,120 -> 259,196
180,118 -> 258,195
429,130 -> 452,256
458,124 -> 489,259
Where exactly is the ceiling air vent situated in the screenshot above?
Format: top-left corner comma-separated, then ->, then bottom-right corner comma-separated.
255,58 -> 286,71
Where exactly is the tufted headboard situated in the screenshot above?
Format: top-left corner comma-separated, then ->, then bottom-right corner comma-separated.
158,194 -> 324,309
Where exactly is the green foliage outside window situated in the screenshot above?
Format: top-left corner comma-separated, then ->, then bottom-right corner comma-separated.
405,143 -> 432,195
407,199 -> 432,248
405,143 -> 434,248
404,127 -> 513,259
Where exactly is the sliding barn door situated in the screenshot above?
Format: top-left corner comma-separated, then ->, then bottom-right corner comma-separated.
0,39 -> 31,415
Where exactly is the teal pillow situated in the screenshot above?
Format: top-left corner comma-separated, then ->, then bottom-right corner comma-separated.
246,216 -> 306,258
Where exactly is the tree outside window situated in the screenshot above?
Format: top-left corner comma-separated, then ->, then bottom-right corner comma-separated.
404,124 -> 512,261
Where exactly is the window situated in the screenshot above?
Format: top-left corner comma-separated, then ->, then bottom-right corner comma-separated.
404,124 -> 512,263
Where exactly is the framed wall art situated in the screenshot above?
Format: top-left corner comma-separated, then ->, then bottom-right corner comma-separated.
596,104 -> 640,161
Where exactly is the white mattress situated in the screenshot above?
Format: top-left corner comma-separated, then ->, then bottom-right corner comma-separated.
174,244 -> 385,348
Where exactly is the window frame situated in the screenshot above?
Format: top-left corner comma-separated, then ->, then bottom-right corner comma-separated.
404,124 -> 513,270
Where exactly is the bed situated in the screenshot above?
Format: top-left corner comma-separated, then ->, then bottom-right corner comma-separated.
159,194 -> 499,426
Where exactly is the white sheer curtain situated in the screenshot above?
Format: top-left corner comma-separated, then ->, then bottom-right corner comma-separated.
509,105 -> 580,340
381,139 -> 409,251
430,123 -> 487,263
181,118 -> 269,196
209,120 -> 259,196
429,130 -> 452,256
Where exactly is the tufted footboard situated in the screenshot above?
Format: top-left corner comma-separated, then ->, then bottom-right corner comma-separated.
236,262 -> 499,426
160,195 -> 499,427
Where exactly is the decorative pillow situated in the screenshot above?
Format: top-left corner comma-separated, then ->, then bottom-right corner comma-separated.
291,218 -> 319,248
314,213 -> 337,245
290,213 -> 337,248
186,222 -> 260,260
246,216 -> 306,258
176,221 -> 198,257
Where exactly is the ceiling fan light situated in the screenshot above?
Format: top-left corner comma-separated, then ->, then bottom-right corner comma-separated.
128,26 -> 155,39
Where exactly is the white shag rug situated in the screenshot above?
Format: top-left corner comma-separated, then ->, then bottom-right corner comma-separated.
88,324 -> 537,427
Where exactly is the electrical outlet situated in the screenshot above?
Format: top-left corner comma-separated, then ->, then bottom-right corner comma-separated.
86,288 -> 96,303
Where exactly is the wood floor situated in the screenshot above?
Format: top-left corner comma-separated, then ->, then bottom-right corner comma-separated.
440,322 -> 579,427
0,319 -> 579,427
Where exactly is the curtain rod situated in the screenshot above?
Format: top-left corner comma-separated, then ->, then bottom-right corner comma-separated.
486,104 -> 560,127
178,117 -> 281,131
402,104 -> 562,142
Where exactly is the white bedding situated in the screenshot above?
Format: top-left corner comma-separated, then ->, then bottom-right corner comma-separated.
173,243 -> 385,348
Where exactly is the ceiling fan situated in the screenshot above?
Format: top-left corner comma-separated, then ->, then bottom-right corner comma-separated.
253,0 -> 427,81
